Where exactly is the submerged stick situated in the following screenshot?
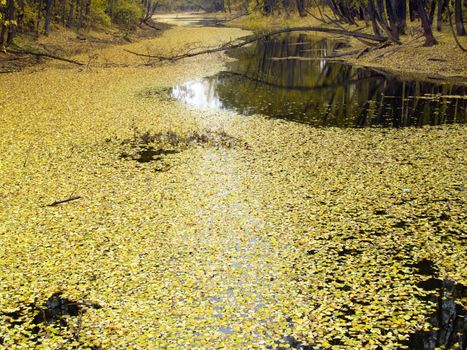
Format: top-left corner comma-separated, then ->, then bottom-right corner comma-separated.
47,196 -> 82,207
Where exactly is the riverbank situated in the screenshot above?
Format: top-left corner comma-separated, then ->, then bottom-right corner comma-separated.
0,19 -> 170,73
229,11 -> 467,84
0,14 -> 465,349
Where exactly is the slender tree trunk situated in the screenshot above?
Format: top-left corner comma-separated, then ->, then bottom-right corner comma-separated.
263,0 -> 273,14
358,7 -> 365,21
416,0 -> 437,45
85,0 -> 91,28
282,0 -> 290,16
428,0 -> 436,25
17,0 -> 25,30
327,0 -> 342,21
296,0 -> 306,17
78,0 -> 84,32
0,24 -> 5,47
68,1 -> 75,28
409,0 -> 416,21
395,0 -> 407,33
37,0 -> 43,35
385,0 -> 400,40
436,0 -> 444,31
243,0 -> 250,14
60,0 -> 66,25
0,0 -> 5,45
6,0 -> 15,45
44,0 -> 53,36
368,0 -> 382,37
454,0 -> 466,36
375,0 -> 398,41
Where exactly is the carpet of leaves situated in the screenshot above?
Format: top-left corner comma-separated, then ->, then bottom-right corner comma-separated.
0,21 -> 465,349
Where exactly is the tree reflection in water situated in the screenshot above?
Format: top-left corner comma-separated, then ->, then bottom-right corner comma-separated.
172,34 -> 466,128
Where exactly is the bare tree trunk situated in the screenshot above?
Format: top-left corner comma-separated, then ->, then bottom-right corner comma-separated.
428,0 -> 436,25
296,0 -> 306,16
60,0 -> 66,25
409,0 -> 416,21
6,0 -> 16,45
374,0 -> 399,42
108,0 -> 114,21
243,0 -> 250,14
436,0 -> 444,31
0,24 -> 4,48
416,0 -> 437,45
454,0 -> 465,35
17,0 -> 25,30
368,0 -> 382,37
395,0 -> 407,34
85,0 -> 91,28
282,0 -> 290,16
68,0 -> 75,28
37,0 -> 43,35
78,0 -> 84,32
385,0 -> 400,40
44,0 -> 53,36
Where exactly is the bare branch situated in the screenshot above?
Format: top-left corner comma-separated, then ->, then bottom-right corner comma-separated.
7,48 -> 85,66
124,26 -> 387,63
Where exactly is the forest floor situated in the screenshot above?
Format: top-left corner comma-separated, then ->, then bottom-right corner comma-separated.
0,12 -> 465,350
228,10 -> 467,83
0,19 -> 170,74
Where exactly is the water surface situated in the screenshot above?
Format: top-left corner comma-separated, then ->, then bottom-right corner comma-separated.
172,34 -> 466,127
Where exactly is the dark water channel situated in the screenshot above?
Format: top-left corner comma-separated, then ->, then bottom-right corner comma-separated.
172,34 -> 466,127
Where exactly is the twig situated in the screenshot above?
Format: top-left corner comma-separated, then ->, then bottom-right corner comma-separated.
47,196 -> 82,207
356,47 -> 371,59
311,0 -> 326,22
374,35 -> 424,59
325,15 -> 375,46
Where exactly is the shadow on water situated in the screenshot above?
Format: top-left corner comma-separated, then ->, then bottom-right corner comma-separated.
125,146 -> 179,163
172,34 -> 466,128
407,259 -> 466,350
1,293 -> 101,346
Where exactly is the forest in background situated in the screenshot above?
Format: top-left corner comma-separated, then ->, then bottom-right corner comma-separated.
180,0 -> 466,47
0,0 -> 465,49
0,0 -> 161,47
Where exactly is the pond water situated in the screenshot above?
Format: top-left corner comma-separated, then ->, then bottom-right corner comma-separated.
172,34 -> 466,127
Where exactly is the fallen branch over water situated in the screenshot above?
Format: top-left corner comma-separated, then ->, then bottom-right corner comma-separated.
124,26 -> 387,63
